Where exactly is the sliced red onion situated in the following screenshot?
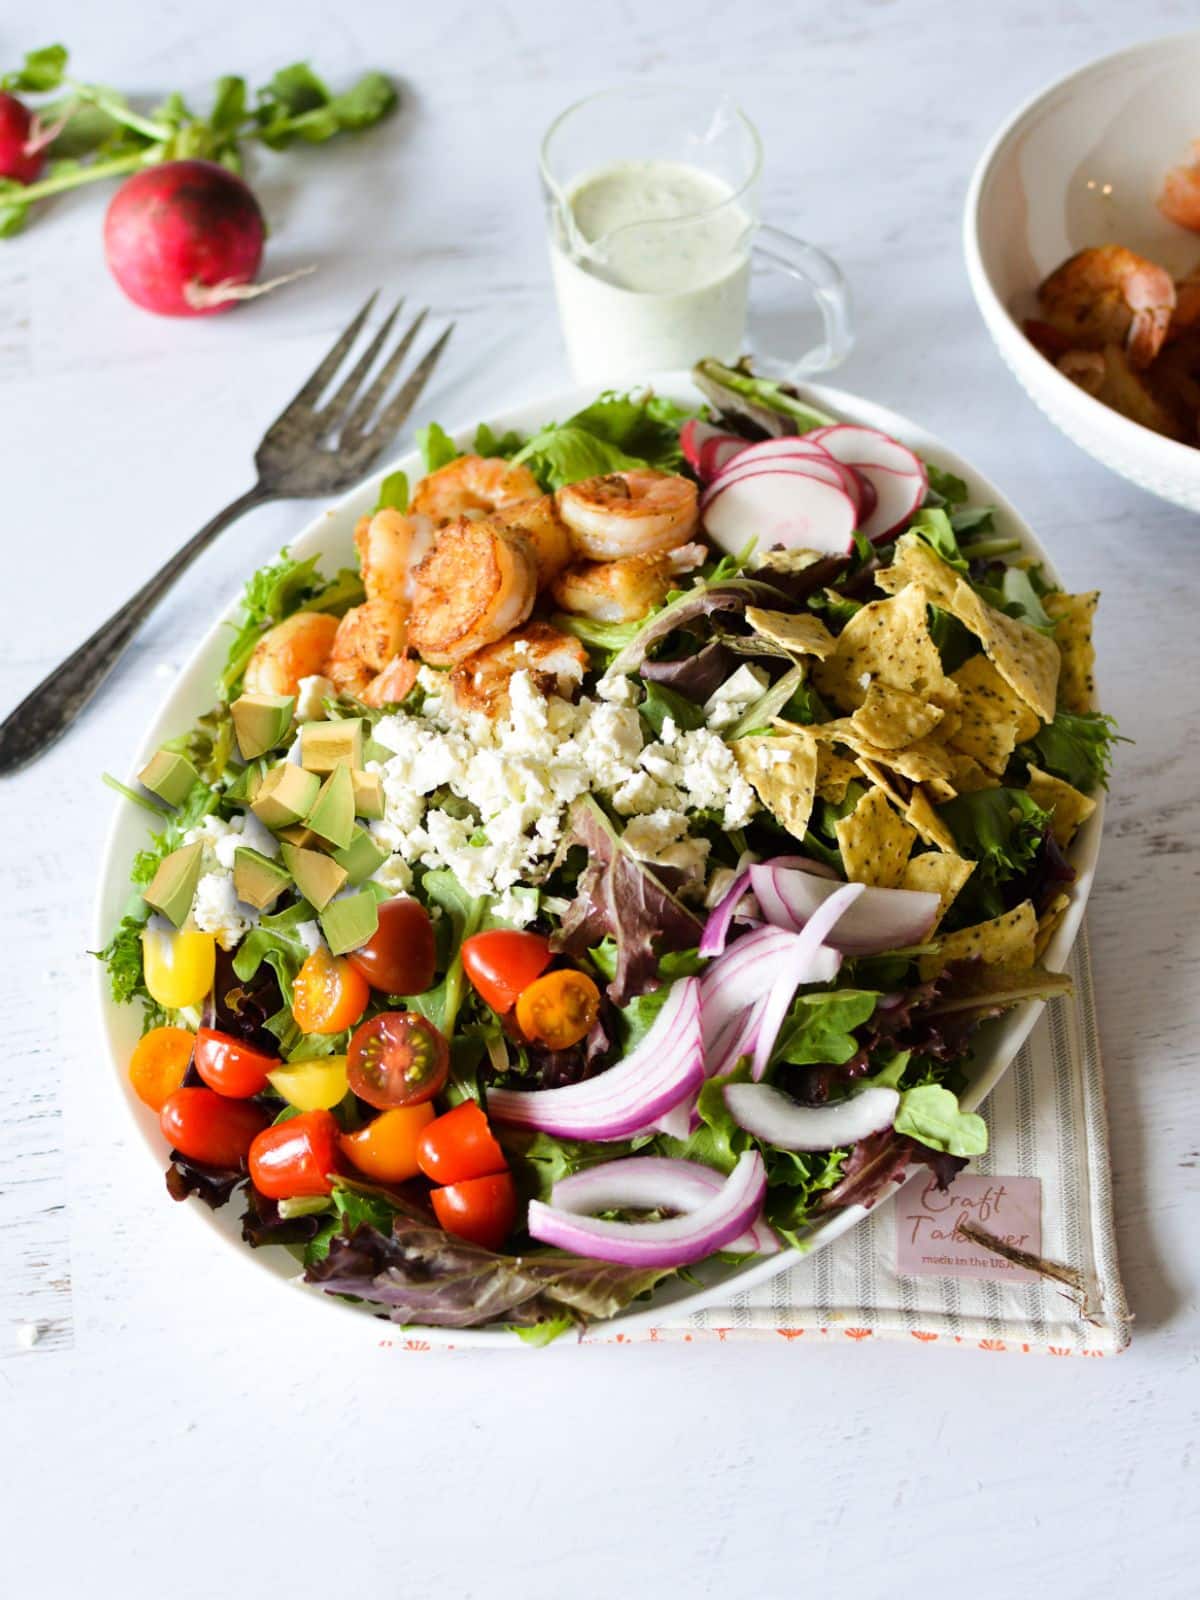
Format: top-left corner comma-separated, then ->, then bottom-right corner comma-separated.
551,1156 -> 779,1254
645,1096 -> 695,1140
748,864 -> 939,955
700,925 -> 800,1052
751,882 -> 863,1079
527,1150 -> 767,1267
698,852 -> 824,958
725,1082 -> 900,1151
488,977 -> 702,1141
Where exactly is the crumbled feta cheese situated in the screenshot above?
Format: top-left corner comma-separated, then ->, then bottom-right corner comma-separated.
295,919 -> 323,956
371,855 -> 413,896
294,674 -> 334,721
594,673 -> 640,706
623,809 -> 710,879
704,663 -> 768,730
192,871 -> 257,949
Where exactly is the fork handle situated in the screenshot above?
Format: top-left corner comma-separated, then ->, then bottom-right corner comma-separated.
0,483 -> 272,776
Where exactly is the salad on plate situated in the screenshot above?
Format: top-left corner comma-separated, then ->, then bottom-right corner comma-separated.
99,358 -> 1116,1340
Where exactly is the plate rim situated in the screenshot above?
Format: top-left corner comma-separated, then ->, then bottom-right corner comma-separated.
91,368 -> 1103,1346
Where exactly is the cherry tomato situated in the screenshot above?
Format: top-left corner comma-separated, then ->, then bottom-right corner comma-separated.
193,1027 -> 276,1098
128,1026 -> 194,1112
417,1101 -> 507,1185
248,1109 -> 341,1199
431,1173 -> 518,1252
159,1087 -> 268,1168
461,930 -> 552,1013
339,1103 -> 436,1184
347,1012 -> 450,1109
346,897 -> 436,995
292,947 -> 370,1035
515,970 -> 600,1050
141,928 -> 216,1010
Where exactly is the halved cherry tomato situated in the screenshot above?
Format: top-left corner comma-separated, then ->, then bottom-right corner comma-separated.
292,947 -> 370,1035
340,1103 -> 436,1184
431,1172 -> 518,1251
515,969 -> 600,1050
128,1026 -> 194,1112
160,1087 -> 268,1168
141,928 -> 216,1010
346,897 -> 436,995
194,1027 -> 276,1098
418,1101 -> 507,1185
347,1012 -> 450,1109
249,1109 -> 340,1199
461,930 -> 552,1013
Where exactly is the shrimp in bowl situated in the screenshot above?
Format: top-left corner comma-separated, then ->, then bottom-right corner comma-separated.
556,468 -> 699,560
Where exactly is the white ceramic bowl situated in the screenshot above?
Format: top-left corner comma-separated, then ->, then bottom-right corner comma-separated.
964,32 -> 1200,510
93,372 -> 1102,1345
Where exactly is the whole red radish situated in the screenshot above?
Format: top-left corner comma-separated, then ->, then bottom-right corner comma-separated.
0,92 -> 45,184
103,159 -> 266,317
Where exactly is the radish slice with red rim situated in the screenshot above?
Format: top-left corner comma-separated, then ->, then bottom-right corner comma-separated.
725,1083 -> 900,1152
702,468 -> 858,557
680,418 -> 748,481
748,863 -> 940,955
806,423 -> 924,477
704,452 -> 865,515
856,465 -> 927,543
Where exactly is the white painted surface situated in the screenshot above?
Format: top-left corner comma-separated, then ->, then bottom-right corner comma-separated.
1,3 -> 1196,1596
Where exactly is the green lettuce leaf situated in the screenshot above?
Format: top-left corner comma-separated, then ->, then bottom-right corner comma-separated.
894,1084 -> 987,1158
1017,710 -> 1124,794
511,389 -> 697,491
218,549 -> 363,698
774,989 -> 878,1066
939,787 -> 1050,888
908,507 -> 968,573
374,470 -> 408,512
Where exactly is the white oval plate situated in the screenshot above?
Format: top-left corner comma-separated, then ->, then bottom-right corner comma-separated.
93,371 -> 1103,1345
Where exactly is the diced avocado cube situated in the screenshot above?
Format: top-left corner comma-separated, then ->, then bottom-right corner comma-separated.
301,718 -> 363,774
277,823 -> 318,849
225,760 -> 266,805
250,763 -> 320,830
231,693 -> 295,761
233,847 -> 291,911
142,840 -> 204,929
138,749 -> 198,808
320,889 -> 379,956
281,843 -> 347,911
351,768 -> 385,820
307,762 -> 356,849
332,826 -> 389,887
363,737 -> 392,767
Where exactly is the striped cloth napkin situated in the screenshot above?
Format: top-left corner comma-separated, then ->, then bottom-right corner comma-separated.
586,922 -> 1132,1356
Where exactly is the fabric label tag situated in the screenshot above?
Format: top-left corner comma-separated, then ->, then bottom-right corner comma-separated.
896,1174 -> 1042,1283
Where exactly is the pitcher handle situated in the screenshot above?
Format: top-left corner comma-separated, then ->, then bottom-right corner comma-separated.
752,223 -> 854,378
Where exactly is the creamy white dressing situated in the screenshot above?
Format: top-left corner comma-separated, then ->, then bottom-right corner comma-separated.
549,159 -> 752,381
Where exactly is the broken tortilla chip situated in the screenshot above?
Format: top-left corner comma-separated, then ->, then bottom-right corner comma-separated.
745,607 -> 838,660
919,900 -> 1038,980
1025,764 -> 1096,848
948,654 -> 1028,773
901,850 -> 976,930
1045,590 -> 1098,713
947,579 -> 1060,725
905,787 -> 959,853
733,730 -> 818,840
815,745 -> 860,803
834,784 -> 917,888
1034,892 -> 1072,962
850,681 -> 944,749
946,750 -> 1000,794
813,585 -> 948,712
874,532 -> 961,607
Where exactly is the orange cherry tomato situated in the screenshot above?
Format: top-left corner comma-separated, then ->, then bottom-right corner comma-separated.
347,1011 -> 450,1109
339,1103 -> 436,1184
160,1088 -> 269,1168
417,1101 -> 507,1185
248,1109 -> 341,1199
346,897 -> 437,995
292,947 -> 371,1035
515,970 -> 600,1050
431,1172 -> 518,1252
461,930 -> 552,1013
193,1027 -> 276,1098
128,1026 -> 194,1112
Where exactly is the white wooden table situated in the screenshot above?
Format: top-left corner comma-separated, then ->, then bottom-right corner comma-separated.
2,3 -> 1197,1595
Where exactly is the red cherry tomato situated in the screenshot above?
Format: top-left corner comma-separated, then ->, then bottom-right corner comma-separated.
248,1109 -> 341,1199
418,1101 -> 507,1185
347,1012 -> 450,1109
346,896 -> 437,995
431,1172 -> 518,1252
461,930 -> 552,1013
193,1027 -> 276,1098
159,1088 -> 268,1168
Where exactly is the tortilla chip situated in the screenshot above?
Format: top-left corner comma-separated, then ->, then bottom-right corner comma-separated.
947,658 -> 1024,773
850,682 -> 944,749
948,579 -> 1059,725
946,751 -> 1000,794
745,607 -> 838,661
1045,591 -> 1098,712
1034,892 -> 1072,962
855,756 -> 908,809
813,586 -> 948,712
919,900 -> 1038,980
901,850 -> 976,930
875,532 -> 961,607
733,730 -> 818,840
835,785 -> 917,888
905,787 -> 959,853
815,745 -> 860,803
880,738 -> 957,786
1026,764 -> 1096,848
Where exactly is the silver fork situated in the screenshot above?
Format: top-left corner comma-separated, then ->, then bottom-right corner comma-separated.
0,294 -> 453,776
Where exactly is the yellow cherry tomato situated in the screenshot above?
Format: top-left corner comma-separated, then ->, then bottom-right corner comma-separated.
267,1056 -> 350,1112
515,970 -> 600,1051
141,928 -> 216,1010
339,1103 -> 436,1184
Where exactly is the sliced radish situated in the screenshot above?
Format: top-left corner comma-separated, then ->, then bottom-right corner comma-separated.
702,468 -> 859,557
707,441 -> 877,528
807,424 -> 924,477
703,453 -> 865,516
856,466 -> 926,543
725,1083 -> 900,1152
681,418 -> 749,482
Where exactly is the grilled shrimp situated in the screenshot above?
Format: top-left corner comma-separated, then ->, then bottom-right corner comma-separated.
354,507 -> 435,608
1159,143 -> 1200,233
555,469 -> 699,560
243,611 -> 341,698
490,494 -> 573,588
410,455 -> 541,522
407,518 -> 538,666
445,622 -> 589,719
327,598 -> 417,707
552,542 -> 707,623
1037,245 -> 1175,370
